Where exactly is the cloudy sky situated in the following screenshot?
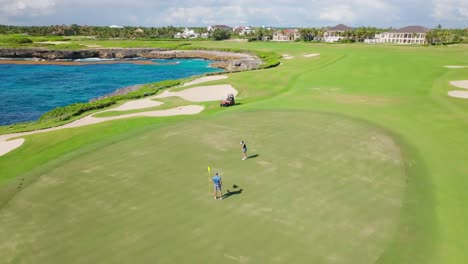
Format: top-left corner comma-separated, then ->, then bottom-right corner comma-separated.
0,0 -> 467,28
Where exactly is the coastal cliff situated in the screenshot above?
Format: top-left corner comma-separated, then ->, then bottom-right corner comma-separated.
0,48 -> 263,71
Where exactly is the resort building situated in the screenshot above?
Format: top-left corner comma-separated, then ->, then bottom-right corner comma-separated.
272,29 -> 301,41
375,26 -> 429,44
174,28 -> 200,39
323,24 -> 353,42
233,26 -> 255,36
207,25 -> 233,32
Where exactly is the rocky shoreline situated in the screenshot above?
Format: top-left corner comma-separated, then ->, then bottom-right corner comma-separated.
89,84 -> 143,102
0,48 -> 263,71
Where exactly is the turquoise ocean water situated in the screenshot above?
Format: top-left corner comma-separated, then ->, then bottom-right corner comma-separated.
0,59 -> 222,126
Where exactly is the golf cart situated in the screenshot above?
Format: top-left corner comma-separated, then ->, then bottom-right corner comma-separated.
220,93 -> 235,107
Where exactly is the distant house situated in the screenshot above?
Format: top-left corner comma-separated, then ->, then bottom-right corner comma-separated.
174,28 -> 200,39
135,28 -> 144,34
233,26 -> 255,36
375,26 -> 429,44
109,25 -> 124,29
323,24 -> 353,42
207,25 -> 233,32
364,38 -> 377,44
272,29 -> 301,41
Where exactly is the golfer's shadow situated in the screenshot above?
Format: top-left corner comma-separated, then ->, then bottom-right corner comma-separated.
247,154 -> 259,159
223,185 -> 243,199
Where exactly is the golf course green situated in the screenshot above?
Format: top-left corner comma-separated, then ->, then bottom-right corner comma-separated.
0,41 -> 467,263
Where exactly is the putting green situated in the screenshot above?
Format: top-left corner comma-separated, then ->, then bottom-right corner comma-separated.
0,111 -> 405,263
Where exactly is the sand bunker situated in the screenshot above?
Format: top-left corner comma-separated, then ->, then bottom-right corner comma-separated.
282,54 -> 294,60
85,44 -> 103,48
0,138 -> 25,156
450,80 -> 468,89
155,85 -> 238,102
35,41 -> 71,45
304,53 -> 320,58
182,75 -> 228,87
64,105 -> 204,128
109,98 -> 163,111
0,105 -> 204,157
444,66 -> 468,69
448,91 -> 468,99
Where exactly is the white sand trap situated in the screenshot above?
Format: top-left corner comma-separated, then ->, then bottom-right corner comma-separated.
0,138 -> 25,156
154,85 -> 238,102
109,98 -> 163,111
448,91 -> 468,99
450,80 -> 468,89
182,75 -> 228,87
65,105 -> 204,128
304,53 -> 320,58
282,54 -> 294,60
85,44 -> 103,48
35,41 -> 71,45
0,105 -> 204,157
444,66 -> 468,69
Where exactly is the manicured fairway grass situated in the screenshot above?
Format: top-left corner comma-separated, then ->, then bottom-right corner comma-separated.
1,42 -> 467,263
0,111 -> 405,263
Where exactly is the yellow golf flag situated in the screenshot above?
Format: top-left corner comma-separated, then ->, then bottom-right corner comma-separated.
207,166 -> 211,194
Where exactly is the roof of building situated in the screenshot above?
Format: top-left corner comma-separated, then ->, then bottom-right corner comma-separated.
389,26 -> 429,33
285,29 -> 299,34
328,24 -> 353,31
234,26 -> 252,31
274,29 -> 299,34
211,25 -> 233,29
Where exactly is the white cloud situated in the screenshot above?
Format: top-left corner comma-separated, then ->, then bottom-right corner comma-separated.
432,0 -> 468,22
0,0 -> 465,28
0,0 -> 56,16
319,5 -> 357,23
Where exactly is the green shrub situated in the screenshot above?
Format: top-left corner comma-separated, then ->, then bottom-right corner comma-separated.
1,37 -> 33,44
339,38 -> 355,43
211,29 -> 231,41
39,80 -> 180,122
31,36 -> 70,42
256,51 -> 282,69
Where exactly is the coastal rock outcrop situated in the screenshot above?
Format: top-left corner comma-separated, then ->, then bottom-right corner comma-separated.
0,48 -> 263,71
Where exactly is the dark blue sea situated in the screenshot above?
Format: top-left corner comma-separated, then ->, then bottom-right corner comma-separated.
0,59 -> 222,125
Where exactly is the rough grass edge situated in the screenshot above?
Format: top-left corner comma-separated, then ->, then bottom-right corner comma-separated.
0,80 -> 179,134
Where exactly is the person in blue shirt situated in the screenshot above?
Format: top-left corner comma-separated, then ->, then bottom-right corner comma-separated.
212,172 -> 223,200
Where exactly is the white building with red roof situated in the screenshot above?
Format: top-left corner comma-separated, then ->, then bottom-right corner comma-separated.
272,29 -> 301,41
233,26 -> 254,36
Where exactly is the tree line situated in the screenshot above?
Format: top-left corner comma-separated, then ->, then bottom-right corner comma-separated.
425,25 -> 468,44
0,24 -> 183,39
0,24 -> 466,44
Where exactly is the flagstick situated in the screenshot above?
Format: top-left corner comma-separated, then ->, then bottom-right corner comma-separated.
208,171 -> 210,194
